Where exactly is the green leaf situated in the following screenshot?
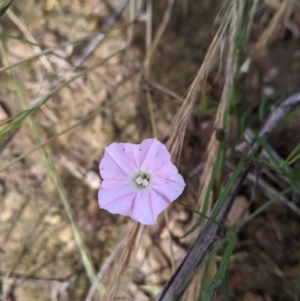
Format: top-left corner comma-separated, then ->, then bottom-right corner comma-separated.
0,0 -> 13,17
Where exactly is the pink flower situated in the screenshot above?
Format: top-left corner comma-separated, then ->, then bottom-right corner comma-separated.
98,138 -> 186,225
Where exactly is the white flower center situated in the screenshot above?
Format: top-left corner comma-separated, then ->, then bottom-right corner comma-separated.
135,176 -> 149,187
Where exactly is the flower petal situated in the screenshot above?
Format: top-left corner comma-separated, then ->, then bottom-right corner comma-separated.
148,189 -> 171,220
154,161 -> 186,185
133,138 -> 171,173
100,142 -> 139,180
130,190 -> 156,225
151,162 -> 186,202
98,179 -> 136,216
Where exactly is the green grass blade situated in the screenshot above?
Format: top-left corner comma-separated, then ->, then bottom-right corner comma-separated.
249,129 -> 300,193
0,32 -> 43,46
0,0 -> 13,17
203,231 -> 237,301
182,144 -> 225,237
284,142 -> 300,165
208,160 -> 246,225
146,90 -> 157,137
222,270 -> 230,301
236,187 -> 292,229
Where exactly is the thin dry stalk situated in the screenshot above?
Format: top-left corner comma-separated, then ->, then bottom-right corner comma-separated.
164,210 -> 175,273
198,2 -> 238,212
145,0 -> 153,70
7,10 -> 53,72
253,0 -> 292,55
166,27 -> 222,165
146,79 -> 184,101
143,0 -> 174,78
124,0 -> 136,64
183,2 -> 240,298
102,222 -> 140,301
73,0 -> 129,66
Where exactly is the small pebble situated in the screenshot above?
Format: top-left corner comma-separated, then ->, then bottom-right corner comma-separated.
85,171 -> 101,189
262,86 -> 275,97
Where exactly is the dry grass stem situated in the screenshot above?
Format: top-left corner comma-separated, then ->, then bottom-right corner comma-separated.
166,26 -> 222,164
143,0 -> 174,78
146,79 -> 184,101
124,0 -> 137,64
253,0 -> 292,55
164,210 -> 175,273
102,222 -> 141,301
197,2 -> 238,211
183,2 -> 241,298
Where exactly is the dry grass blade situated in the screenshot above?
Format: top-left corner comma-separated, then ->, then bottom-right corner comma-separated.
146,78 -> 184,101
102,222 -> 141,301
197,1 -> 239,213
253,0 -> 292,55
166,26 -> 222,164
183,2 -> 240,299
143,0 -> 174,78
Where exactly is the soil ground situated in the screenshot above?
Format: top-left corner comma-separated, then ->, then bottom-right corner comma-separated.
0,1 -> 300,301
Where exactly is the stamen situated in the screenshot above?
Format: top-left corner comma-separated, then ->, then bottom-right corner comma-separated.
135,175 -> 150,188
142,179 -> 149,187
135,176 -> 143,185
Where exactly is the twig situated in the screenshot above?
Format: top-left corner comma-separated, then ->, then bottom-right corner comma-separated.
146,78 -> 184,102
73,0 -> 129,67
156,90 -> 300,301
245,172 -> 300,217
